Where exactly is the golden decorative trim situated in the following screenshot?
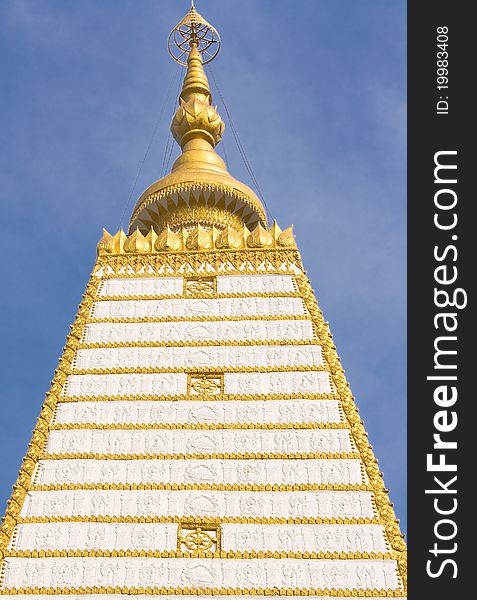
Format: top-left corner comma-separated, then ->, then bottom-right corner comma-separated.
294,271 -> 407,589
97,267 -> 301,279
5,549 -> 397,561
93,248 -> 303,277
92,291 -> 302,301
0,272 -> 102,560
70,365 -> 330,376
0,585 -> 407,597
136,194 -> 263,234
78,339 -> 320,350
129,183 -> 268,231
49,423 -> 348,431
58,393 -> 339,403
87,314 -> 310,324
17,516 -> 381,526
29,482 -> 371,493
40,451 -> 361,461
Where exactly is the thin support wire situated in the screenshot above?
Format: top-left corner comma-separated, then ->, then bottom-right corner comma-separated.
161,67 -> 184,177
164,131 -> 177,175
118,65 -> 180,231
220,134 -> 230,171
160,129 -> 173,178
207,66 -> 273,224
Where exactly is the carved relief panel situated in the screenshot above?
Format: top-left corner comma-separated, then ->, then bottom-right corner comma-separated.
37,458 -> 365,486
45,428 -> 353,456
216,274 -> 296,294
83,319 -> 315,345
1,557 -> 401,591
54,400 -> 343,426
224,371 -> 333,396
63,373 -> 187,398
12,523 -> 178,552
91,296 -> 307,320
99,277 -> 183,298
21,489 -> 376,520
221,523 -> 388,554
73,344 -> 323,371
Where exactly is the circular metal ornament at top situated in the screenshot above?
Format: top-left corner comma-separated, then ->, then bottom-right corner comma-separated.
168,7 -> 221,66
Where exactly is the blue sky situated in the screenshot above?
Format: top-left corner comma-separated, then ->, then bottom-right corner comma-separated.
0,1 -> 406,531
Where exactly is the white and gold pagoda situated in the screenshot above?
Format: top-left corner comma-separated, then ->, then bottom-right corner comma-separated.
0,4 -> 406,599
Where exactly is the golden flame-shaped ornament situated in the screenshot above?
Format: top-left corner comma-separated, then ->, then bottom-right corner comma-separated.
155,226 -> 182,252
215,225 -> 242,249
277,226 -> 295,247
269,220 -> 282,241
146,228 -> 158,251
124,228 -> 149,254
247,223 -> 274,248
185,224 -> 213,250
241,225 -> 251,245
97,229 -> 114,256
111,229 -> 128,254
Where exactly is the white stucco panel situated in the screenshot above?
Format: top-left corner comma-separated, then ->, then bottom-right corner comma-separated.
11,522 -> 178,552
224,371 -> 333,396
1,557 -> 401,591
73,345 -> 323,371
221,523 -> 388,554
11,522 -> 387,554
91,297 -> 307,320
36,458 -> 364,486
21,489 -> 375,519
54,400 -> 342,426
62,373 -> 187,398
62,371 -> 332,398
83,319 -> 315,345
45,428 -> 352,456
99,278 -> 183,298
216,275 -> 296,294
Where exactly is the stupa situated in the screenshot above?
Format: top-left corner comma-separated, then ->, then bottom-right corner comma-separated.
0,4 -> 406,598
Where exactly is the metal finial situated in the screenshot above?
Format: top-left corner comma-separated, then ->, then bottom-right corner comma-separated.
168,4 -> 221,66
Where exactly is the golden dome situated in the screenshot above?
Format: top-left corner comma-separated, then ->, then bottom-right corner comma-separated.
129,5 -> 267,235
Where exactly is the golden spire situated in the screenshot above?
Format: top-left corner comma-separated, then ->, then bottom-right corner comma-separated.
168,2 -> 225,171
170,42 -> 225,171
129,3 -> 267,235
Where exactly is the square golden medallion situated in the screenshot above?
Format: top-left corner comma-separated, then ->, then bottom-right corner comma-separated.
178,522 -> 221,554
188,372 -> 224,396
184,276 -> 217,296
